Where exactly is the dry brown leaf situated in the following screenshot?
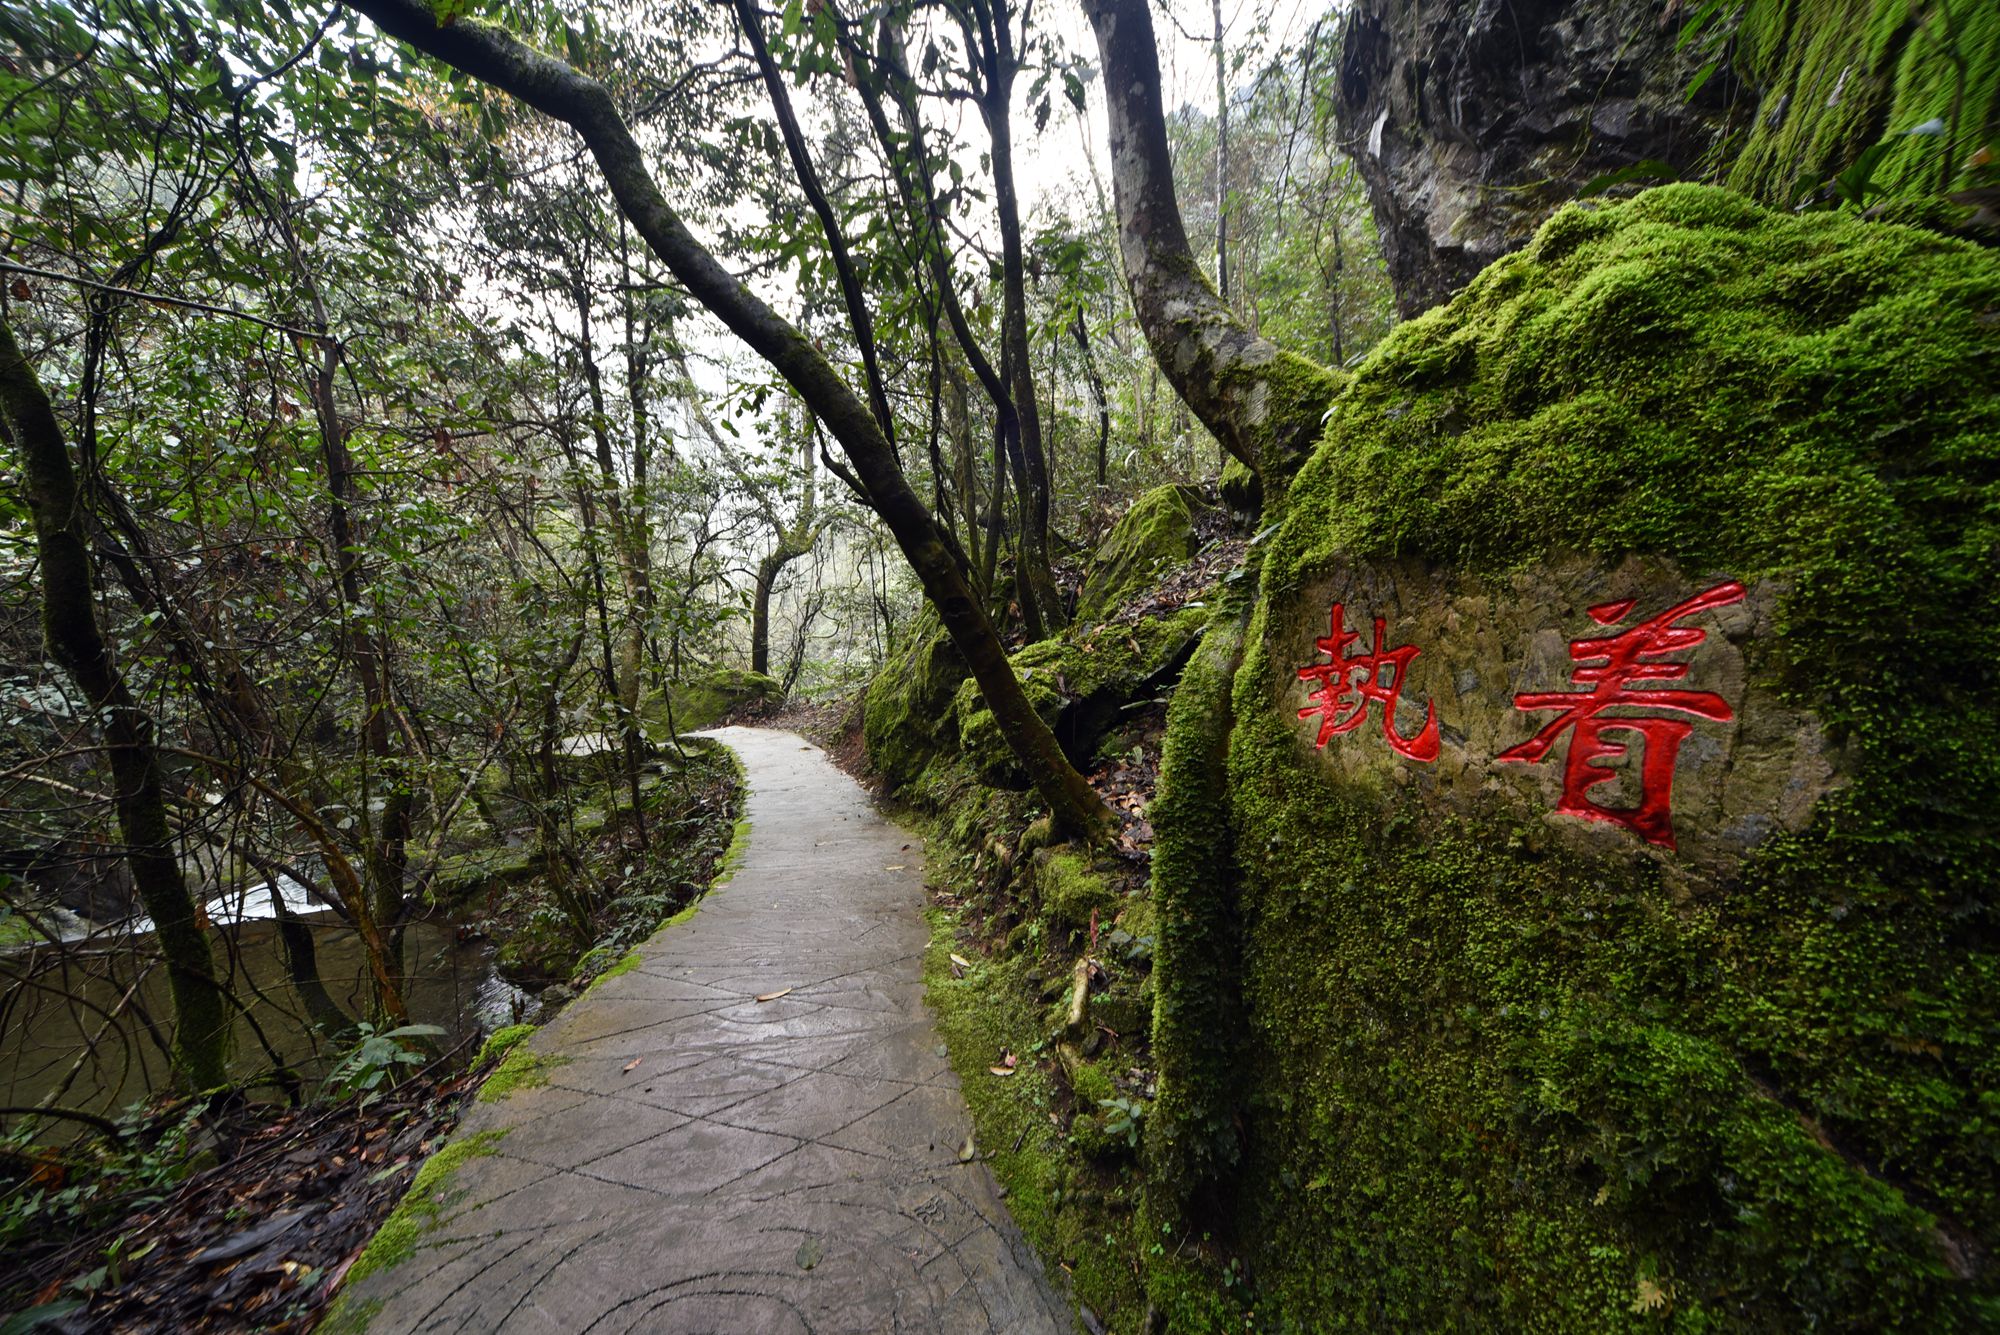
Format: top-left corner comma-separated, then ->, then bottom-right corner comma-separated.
623,1057 -> 642,1073
885,864 -> 907,871
1630,1277 -> 1669,1314
988,1065 -> 1015,1077
755,987 -> 794,1002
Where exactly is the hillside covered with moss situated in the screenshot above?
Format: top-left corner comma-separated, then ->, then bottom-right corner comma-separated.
865,186 -> 1999,1331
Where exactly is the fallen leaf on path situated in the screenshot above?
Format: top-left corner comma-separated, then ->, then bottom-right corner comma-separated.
884,864 -> 907,871
756,988 -> 794,1002
795,1237 -> 823,1270
958,1133 -> 977,1162
623,1058 -> 643,1073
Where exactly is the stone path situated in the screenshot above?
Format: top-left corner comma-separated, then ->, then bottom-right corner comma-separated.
338,726 -> 1070,1334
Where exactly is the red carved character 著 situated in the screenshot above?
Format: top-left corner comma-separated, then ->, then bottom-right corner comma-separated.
1497,581 -> 1746,849
1296,603 -> 1440,763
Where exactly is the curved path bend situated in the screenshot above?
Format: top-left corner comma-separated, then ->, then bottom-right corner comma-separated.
341,726 -> 1069,1334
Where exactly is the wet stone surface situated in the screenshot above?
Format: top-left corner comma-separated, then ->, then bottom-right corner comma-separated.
340,727 -> 1069,1334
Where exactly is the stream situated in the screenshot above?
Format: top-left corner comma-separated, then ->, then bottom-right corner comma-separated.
0,891 -> 531,1131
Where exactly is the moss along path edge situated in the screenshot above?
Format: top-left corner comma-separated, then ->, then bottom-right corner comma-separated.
329,726 -> 1070,1334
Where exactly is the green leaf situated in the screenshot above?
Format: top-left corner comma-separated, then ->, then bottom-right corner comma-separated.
1578,159 -> 1680,198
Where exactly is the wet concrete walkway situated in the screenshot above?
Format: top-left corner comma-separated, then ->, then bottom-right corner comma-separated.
339,726 -> 1070,1333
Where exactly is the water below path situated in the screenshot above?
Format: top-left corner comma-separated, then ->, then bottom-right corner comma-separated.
335,726 -> 1069,1333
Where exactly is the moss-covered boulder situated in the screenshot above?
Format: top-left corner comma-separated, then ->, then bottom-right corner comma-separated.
1075,484 -> 1212,624
861,604 -> 969,791
642,668 -> 781,737
953,602 -> 1211,787
1152,186 -> 2000,1329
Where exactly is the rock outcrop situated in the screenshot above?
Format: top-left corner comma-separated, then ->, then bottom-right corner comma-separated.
1148,187 -> 2000,1328
1336,0 -> 1748,316
1337,0 -> 2000,316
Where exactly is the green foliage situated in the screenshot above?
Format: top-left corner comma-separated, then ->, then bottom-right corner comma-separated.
321,1024 -> 446,1104
1181,186 -> 2000,1328
0,1101 -> 208,1261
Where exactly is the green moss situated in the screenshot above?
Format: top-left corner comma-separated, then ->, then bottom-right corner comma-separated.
1218,457 -> 1261,518
581,948 -> 644,994
921,905 -> 1148,1329
1185,187 -> 2000,1328
712,817 -> 751,889
0,910 -> 36,947
643,667 -> 781,738
1030,847 -> 1119,939
861,604 -> 970,791
952,602 -> 1212,787
472,1023 -> 535,1070
1729,0 -> 1999,204
342,1129 -> 508,1288
479,1044 -> 566,1103
1140,581 -> 1257,1228
1074,484 -> 1210,623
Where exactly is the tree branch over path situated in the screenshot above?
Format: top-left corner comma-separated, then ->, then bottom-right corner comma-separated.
1080,0 -> 1342,490
338,0 -> 1113,837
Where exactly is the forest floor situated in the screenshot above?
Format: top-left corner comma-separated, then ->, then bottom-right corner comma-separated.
0,757 -> 741,1333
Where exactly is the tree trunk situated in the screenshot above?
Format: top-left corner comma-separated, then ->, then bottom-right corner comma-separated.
571,278 -> 649,849
1212,0 -> 1230,303
306,336 -> 412,1023
345,0 -> 1113,838
1072,309 -> 1111,488
1080,0 -> 1342,492
0,315 -> 232,1090
978,0 -> 1064,633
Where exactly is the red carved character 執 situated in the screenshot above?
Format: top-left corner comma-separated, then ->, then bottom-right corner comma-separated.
1297,603 -> 1440,763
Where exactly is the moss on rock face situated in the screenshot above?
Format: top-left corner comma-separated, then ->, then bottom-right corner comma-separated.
1028,847 -> 1119,939
861,604 -> 969,792
1154,186 -> 2000,1329
1729,0 -> 1999,206
952,603 -> 1212,787
643,668 -> 782,738
1075,484 -> 1211,624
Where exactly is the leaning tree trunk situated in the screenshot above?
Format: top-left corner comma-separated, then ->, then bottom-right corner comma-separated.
1081,0 -> 1342,495
348,0 -> 1115,839
0,315 -> 231,1090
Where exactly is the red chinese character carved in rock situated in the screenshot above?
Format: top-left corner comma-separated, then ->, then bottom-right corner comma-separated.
1497,580 -> 1746,849
1296,603 -> 1440,762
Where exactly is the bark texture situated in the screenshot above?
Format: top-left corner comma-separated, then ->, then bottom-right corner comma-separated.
1081,0 -> 1341,491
